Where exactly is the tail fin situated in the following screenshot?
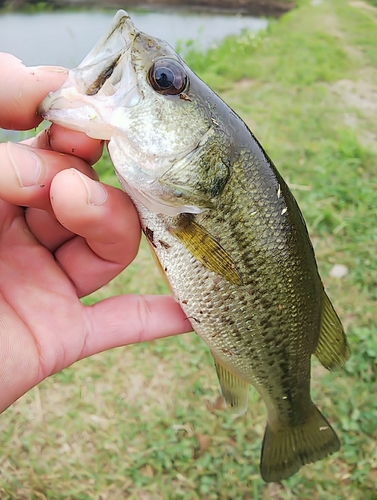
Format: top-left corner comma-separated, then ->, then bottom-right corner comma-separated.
260,405 -> 340,482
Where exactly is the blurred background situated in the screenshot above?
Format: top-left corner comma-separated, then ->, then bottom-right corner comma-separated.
0,0 -> 376,498
0,3 -> 271,68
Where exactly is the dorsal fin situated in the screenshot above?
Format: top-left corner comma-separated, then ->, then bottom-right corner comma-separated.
313,291 -> 350,370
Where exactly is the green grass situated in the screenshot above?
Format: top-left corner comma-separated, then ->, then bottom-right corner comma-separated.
1,0 -> 377,498
1,1 -> 56,13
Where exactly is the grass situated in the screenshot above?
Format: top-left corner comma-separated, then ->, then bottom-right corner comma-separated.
1,0 -> 377,498
1,1 -> 56,13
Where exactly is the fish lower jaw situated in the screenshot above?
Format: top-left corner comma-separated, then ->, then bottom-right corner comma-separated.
39,87 -> 116,140
45,110 -> 113,141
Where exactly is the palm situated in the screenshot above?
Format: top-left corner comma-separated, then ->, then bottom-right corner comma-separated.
0,201 -> 84,382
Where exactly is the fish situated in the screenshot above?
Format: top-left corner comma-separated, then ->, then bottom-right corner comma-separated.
39,10 -> 350,482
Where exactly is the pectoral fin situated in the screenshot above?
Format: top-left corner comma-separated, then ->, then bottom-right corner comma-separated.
169,215 -> 242,285
213,355 -> 249,415
313,291 -> 350,370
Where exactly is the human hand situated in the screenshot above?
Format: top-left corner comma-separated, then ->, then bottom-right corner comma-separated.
0,53 -> 192,414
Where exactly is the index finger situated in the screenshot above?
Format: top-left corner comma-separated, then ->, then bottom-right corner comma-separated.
0,52 -> 69,131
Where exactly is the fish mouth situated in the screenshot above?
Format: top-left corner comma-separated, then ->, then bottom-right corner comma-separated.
38,10 -> 140,140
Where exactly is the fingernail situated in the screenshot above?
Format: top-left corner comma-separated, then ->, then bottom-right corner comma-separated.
30,65 -> 69,75
6,142 -> 45,187
74,169 -> 108,206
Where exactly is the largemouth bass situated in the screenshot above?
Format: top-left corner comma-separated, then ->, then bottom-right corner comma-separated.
39,11 -> 350,482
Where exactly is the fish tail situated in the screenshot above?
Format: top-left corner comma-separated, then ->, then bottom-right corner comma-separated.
260,404 -> 340,482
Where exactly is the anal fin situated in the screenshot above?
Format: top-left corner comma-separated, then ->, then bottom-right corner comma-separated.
213,355 -> 249,415
314,291 -> 350,370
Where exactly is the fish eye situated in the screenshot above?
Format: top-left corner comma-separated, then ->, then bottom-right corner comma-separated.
148,59 -> 187,95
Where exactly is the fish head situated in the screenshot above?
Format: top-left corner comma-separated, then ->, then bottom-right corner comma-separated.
40,10 -> 233,215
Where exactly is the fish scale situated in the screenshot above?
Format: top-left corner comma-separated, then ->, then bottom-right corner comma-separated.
136,156 -> 318,402
39,9 -> 350,482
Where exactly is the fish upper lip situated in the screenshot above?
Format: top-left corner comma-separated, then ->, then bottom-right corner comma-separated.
38,10 -> 141,137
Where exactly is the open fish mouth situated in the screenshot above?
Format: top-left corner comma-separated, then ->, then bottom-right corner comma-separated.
38,10 -> 140,140
39,9 -> 215,216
